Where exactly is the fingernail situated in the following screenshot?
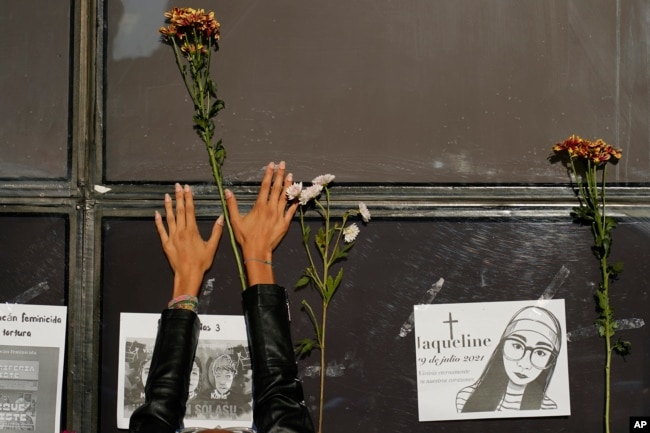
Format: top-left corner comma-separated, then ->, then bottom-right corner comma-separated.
279,161 -> 286,169
269,161 -> 276,170
184,184 -> 191,193
217,215 -> 224,225
154,210 -> 161,220
286,172 -> 293,182
164,193 -> 171,202
225,189 -> 232,199
175,183 -> 182,192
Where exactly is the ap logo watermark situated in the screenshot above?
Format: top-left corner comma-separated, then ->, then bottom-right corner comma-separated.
631,417 -> 650,431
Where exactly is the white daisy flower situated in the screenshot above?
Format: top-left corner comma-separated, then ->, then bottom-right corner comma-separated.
358,202 -> 371,222
343,223 -> 360,243
311,174 -> 336,186
299,184 -> 323,205
285,182 -> 303,200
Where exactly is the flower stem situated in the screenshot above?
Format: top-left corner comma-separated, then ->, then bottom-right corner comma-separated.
318,300 -> 327,433
601,253 -> 612,433
207,147 -> 247,291
315,189 -> 332,433
553,136 -> 625,433
168,33 -> 246,291
584,162 -> 613,433
300,207 -> 323,289
604,295 -> 612,433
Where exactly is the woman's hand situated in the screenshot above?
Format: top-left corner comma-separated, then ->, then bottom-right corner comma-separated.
155,183 -> 224,298
226,161 -> 298,286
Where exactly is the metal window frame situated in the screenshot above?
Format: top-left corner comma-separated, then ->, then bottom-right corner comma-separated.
0,1 -> 649,432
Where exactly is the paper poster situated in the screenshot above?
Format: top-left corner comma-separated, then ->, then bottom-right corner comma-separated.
117,313 -> 252,430
414,299 -> 570,421
0,303 -> 67,433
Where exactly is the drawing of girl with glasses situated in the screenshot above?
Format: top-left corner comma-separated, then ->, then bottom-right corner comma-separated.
456,305 -> 561,413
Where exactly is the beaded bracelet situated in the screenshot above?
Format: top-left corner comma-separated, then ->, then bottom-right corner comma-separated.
244,258 -> 273,267
168,294 -> 199,313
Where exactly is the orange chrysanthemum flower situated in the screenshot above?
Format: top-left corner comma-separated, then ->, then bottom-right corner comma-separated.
552,135 -> 622,166
159,7 -> 220,53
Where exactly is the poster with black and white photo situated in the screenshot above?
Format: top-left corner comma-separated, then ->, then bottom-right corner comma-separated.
414,299 -> 570,421
117,313 -> 252,430
0,304 -> 67,433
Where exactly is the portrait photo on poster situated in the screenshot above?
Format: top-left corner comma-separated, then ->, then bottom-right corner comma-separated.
117,313 -> 252,429
414,299 -> 570,421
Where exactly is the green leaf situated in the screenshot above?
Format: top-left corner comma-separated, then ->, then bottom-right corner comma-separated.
609,261 -> 624,276
302,225 -> 311,244
206,119 -> 216,135
209,99 -> 225,117
193,115 -> 208,130
327,226 -> 337,244
331,248 -> 348,263
324,268 -> 344,302
591,244 -> 606,261
332,267 -> 344,293
595,318 -> 615,338
315,227 -> 327,256
207,79 -> 218,97
332,241 -> 355,263
294,338 -> 320,359
295,275 -> 311,289
212,138 -> 224,152
571,206 -> 594,224
613,339 -> 632,356
211,139 -> 226,166
604,216 -> 618,231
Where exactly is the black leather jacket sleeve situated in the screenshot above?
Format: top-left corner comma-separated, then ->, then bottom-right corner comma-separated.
243,284 -> 315,433
129,308 -> 200,433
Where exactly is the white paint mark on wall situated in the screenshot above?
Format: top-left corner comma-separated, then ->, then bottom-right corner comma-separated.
197,278 -> 215,313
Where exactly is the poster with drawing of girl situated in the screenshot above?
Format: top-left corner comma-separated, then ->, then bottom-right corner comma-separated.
414,299 -> 570,421
117,313 -> 251,430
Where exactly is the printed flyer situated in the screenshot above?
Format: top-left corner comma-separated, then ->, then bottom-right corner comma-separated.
414,299 -> 570,421
117,313 -> 252,430
0,303 -> 67,433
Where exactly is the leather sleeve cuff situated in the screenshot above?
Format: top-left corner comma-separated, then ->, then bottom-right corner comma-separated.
242,283 -> 289,309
